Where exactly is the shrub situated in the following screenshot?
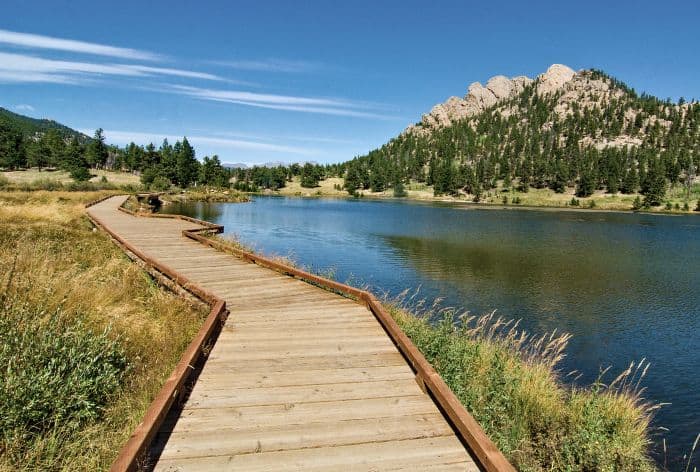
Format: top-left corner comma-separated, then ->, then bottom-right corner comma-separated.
70,166 -> 91,182
393,181 -> 407,197
632,196 -> 643,211
0,173 -> 9,189
28,178 -> 63,191
570,197 -> 580,206
0,299 -> 128,439
150,176 -> 172,191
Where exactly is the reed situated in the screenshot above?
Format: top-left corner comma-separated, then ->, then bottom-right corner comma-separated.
386,292 -> 658,471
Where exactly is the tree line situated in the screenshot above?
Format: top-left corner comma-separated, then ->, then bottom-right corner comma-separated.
0,120 -> 337,191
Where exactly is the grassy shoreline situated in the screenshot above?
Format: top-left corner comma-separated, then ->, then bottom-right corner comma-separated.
0,191 -> 206,470
261,176 -> 700,216
388,300 -> 656,471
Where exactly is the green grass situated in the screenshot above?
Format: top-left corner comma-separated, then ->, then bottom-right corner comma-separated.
0,192 -> 206,471
387,297 -> 657,471
0,303 -> 128,441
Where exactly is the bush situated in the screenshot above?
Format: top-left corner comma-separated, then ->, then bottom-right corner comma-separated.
696,199 -> 700,212
70,166 -> 91,182
27,178 -> 63,191
588,199 -> 596,208
150,176 -> 172,191
0,173 -> 9,189
393,181 -> 407,198
569,197 -> 580,206
0,300 -> 128,438
632,196 -> 643,211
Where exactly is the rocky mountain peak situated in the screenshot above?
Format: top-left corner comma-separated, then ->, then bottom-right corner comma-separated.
536,64 -> 576,95
405,64 -> 576,136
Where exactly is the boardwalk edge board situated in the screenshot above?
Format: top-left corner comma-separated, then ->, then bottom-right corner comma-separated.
85,195 -> 515,472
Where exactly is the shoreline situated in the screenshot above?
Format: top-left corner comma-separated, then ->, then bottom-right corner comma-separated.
243,190 -> 698,218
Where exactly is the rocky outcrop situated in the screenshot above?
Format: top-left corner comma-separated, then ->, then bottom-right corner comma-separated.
406,64 -> 577,136
536,64 -> 576,95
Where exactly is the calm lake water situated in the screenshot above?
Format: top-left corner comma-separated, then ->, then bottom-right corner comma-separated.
163,195 -> 700,466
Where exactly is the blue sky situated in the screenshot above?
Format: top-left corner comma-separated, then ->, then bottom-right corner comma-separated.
1,0 -> 698,165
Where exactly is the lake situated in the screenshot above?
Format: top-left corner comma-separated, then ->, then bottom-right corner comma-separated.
162,195 -> 700,466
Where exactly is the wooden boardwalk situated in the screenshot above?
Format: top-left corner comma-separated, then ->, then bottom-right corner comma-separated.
88,196 -> 480,471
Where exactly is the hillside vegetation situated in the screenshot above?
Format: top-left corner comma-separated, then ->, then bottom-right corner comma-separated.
342,65 -> 700,210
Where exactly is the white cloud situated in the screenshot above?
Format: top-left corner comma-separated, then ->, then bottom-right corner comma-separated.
205,129 -> 357,145
0,69 -> 79,84
0,28 -> 161,61
92,129 -> 319,156
210,59 -> 320,73
169,84 -> 396,119
14,104 -> 35,112
0,52 -> 223,84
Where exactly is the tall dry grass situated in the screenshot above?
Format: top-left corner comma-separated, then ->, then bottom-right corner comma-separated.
0,191 -> 206,471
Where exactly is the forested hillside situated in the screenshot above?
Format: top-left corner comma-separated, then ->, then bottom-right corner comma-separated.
342,65 -> 700,207
0,107 -> 88,141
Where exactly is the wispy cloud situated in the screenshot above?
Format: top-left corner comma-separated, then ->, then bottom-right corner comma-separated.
169,84 -> 396,119
14,104 -> 35,112
210,58 -> 320,73
204,129 -> 358,145
0,52 -> 224,84
91,129 -> 319,156
120,64 -> 223,81
0,28 -> 161,61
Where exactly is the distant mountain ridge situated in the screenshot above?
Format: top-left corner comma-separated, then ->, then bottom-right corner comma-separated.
0,107 -> 89,142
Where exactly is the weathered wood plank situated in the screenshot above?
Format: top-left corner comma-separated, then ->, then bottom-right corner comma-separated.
153,436 -> 472,472
155,413 -> 454,460
163,395 -> 441,431
184,379 -> 425,409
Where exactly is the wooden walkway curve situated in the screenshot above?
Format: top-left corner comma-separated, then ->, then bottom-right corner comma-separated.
87,196 -> 512,472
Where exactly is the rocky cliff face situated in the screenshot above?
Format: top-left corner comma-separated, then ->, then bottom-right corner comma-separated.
406,64 -> 576,136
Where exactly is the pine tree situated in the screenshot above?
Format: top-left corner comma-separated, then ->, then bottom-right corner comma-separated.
86,128 -> 108,168
300,163 -> 320,188
175,137 -> 199,187
64,137 -> 90,181
576,169 -> 596,197
0,123 -> 24,169
199,155 -> 229,187
641,158 -> 666,206
344,163 -> 362,195
620,166 -> 639,194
